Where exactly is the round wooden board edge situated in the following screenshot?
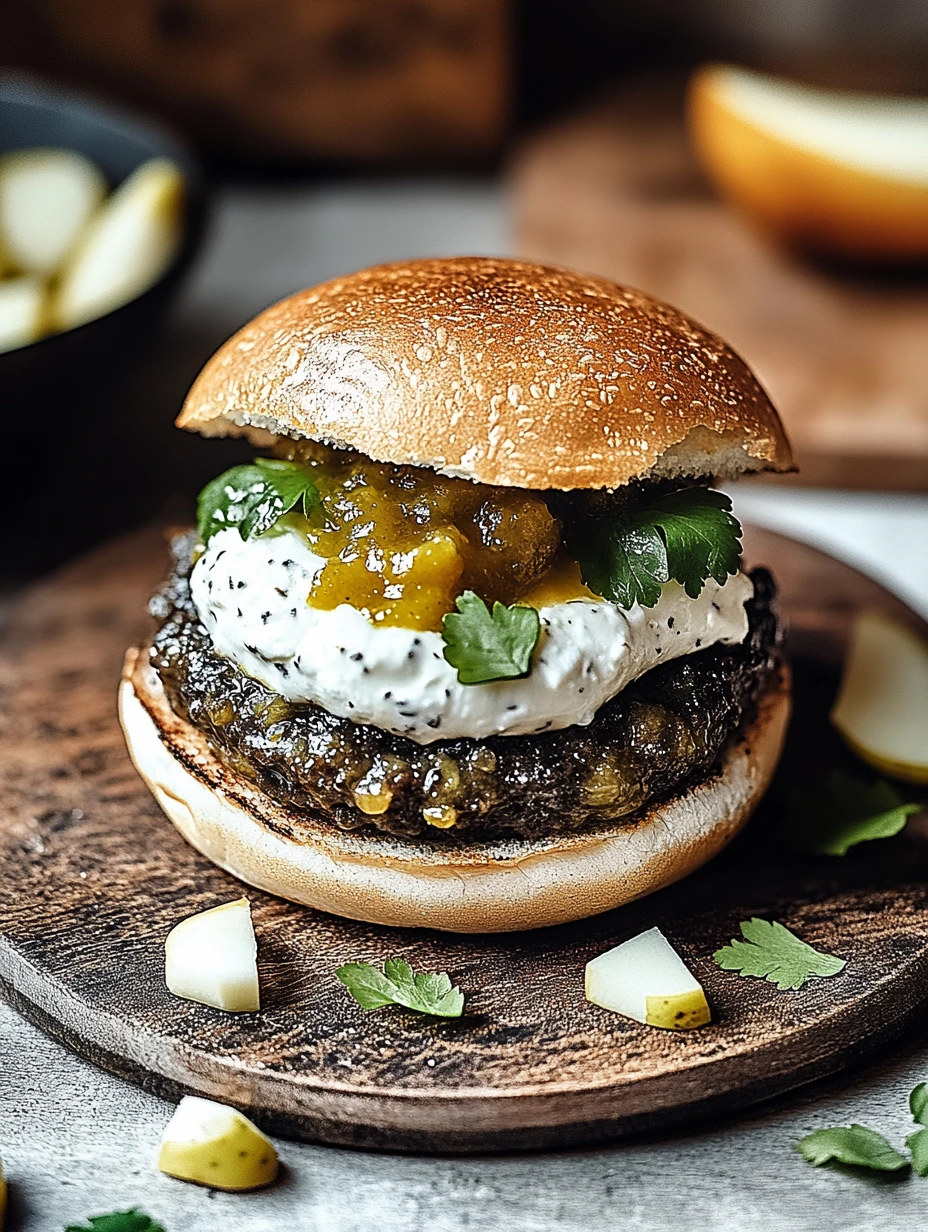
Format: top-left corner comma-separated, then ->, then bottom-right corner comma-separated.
5,924 -> 928,1154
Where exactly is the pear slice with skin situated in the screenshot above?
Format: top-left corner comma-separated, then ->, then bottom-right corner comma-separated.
585,926 -> 711,1030
832,611 -> 928,786
0,276 -> 46,353
0,148 -> 106,276
158,1096 -> 278,1191
165,897 -> 260,1012
53,157 -> 184,330
688,63 -> 928,260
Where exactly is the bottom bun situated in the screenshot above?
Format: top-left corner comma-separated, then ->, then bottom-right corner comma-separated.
119,649 -> 791,933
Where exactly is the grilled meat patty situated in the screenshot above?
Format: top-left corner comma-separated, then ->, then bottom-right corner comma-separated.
150,533 -> 780,841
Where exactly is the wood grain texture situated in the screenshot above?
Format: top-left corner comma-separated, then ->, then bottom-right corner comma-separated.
1,525 -> 928,1152
510,80 -> 928,491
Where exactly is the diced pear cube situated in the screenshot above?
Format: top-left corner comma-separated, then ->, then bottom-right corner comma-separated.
165,897 -> 259,1012
585,926 -> 711,1030
158,1096 -> 278,1191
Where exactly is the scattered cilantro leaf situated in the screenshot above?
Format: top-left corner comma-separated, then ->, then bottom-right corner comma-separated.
574,487 -> 742,609
65,1211 -> 166,1232
196,458 -> 320,545
908,1130 -> 928,1176
713,918 -> 846,991
441,590 -> 540,684
336,959 -> 464,1018
797,1125 -> 909,1172
786,771 -> 922,856
911,1083 -> 928,1126
906,1084 -> 928,1176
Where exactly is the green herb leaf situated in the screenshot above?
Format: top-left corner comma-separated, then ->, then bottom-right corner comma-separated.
787,771 -> 921,856
797,1125 -> 909,1172
907,1129 -> 928,1176
905,1084 -> 928,1177
579,522 -> 668,610
196,458 -> 320,545
65,1211 -> 166,1232
441,591 -> 541,685
911,1082 -> 928,1126
713,918 -> 846,991
575,487 -> 742,609
336,959 -> 464,1018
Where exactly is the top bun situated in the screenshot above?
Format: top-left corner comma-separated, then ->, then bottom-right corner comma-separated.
178,257 -> 792,490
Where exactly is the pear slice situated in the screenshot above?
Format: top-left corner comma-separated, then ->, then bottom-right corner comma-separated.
585,926 -> 711,1030
0,275 -> 46,353
165,897 -> 260,1012
53,157 -> 184,330
688,64 -> 928,259
832,611 -> 928,786
158,1096 -> 278,1191
0,148 -> 106,276
0,1153 -> 7,1229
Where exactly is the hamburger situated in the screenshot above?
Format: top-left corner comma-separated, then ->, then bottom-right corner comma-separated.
120,257 -> 793,933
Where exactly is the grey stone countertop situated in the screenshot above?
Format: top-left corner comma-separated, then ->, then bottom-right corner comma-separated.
3,179 -> 928,1231
5,997 -> 928,1232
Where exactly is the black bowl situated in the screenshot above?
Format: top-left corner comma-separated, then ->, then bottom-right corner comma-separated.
0,73 -> 210,420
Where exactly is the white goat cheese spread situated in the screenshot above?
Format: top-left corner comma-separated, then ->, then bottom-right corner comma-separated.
191,525 -> 754,745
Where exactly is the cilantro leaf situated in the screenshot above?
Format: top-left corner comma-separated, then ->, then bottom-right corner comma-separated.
575,487 -> 742,608
65,1211 -> 166,1232
335,962 -> 400,1010
906,1084 -> 928,1176
441,591 -> 540,685
336,959 -> 464,1018
579,522 -> 668,610
196,458 -> 320,545
911,1082 -> 928,1126
797,1125 -> 909,1172
713,918 -> 846,991
907,1130 -> 928,1176
648,487 -> 744,599
786,771 -> 922,857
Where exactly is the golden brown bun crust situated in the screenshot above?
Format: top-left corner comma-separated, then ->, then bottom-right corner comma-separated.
120,647 -> 791,933
177,258 -> 793,490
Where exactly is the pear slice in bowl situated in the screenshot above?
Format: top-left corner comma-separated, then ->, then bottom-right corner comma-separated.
0,148 -> 105,276
0,275 -> 46,353
53,157 -> 184,331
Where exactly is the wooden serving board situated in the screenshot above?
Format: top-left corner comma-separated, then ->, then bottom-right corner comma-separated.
510,81 -> 928,490
2,526 -> 928,1153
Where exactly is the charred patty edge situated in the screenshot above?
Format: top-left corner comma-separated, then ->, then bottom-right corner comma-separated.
149,532 -> 782,842
125,645 -> 789,865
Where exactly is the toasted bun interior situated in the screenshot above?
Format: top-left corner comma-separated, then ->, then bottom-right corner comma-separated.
119,649 -> 790,933
177,258 -> 793,491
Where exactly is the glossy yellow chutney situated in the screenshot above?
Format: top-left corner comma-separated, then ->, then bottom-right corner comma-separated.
274,440 -> 592,631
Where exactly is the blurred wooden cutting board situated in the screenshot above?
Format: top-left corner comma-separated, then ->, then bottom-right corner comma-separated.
1,0 -> 508,164
510,82 -> 928,489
